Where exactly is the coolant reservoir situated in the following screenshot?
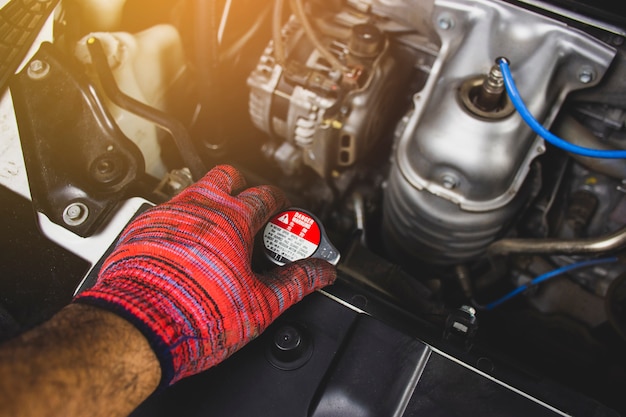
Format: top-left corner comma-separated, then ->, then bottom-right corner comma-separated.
74,24 -> 188,179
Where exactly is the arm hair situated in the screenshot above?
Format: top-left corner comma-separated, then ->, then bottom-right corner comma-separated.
0,304 -> 161,417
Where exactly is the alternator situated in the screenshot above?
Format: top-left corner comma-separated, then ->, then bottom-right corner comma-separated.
247,9 -> 416,178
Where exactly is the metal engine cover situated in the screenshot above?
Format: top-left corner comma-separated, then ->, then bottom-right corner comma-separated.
382,0 -> 615,265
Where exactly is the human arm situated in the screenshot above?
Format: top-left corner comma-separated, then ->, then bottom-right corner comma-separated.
0,164 -> 336,417
0,304 -> 160,417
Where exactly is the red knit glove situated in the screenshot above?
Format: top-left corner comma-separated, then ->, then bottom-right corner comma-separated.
73,165 -> 336,387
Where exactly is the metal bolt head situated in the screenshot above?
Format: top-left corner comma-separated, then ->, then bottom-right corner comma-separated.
578,67 -> 595,84
27,60 -> 50,80
63,202 -> 89,226
437,16 -> 454,30
442,174 -> 458,190
66,205 -> 82,220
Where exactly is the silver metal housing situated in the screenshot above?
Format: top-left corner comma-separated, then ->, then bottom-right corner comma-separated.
383,0 -> 615,264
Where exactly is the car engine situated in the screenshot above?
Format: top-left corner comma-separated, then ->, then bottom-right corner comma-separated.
1,0 -> 626,415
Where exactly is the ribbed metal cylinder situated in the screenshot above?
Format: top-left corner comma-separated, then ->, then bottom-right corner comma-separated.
382,163 -> 528,266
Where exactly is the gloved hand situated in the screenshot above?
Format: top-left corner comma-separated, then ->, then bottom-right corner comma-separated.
73,165 -> 337,387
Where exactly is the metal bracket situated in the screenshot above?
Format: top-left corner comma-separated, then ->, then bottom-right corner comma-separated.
10,42 -> 145,237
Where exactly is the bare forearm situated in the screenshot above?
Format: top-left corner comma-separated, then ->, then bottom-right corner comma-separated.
0,304 -> 161,417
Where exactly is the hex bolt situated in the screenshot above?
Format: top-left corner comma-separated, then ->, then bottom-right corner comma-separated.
578,67 -> 594,84
27,60 -> 50,80
67,206 -> 82,219
437,16 -> 454,30
63,202 -> 89,226
442,174 -> 458,190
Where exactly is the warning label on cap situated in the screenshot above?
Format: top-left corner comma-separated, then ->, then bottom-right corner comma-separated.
263,210 -> 321,263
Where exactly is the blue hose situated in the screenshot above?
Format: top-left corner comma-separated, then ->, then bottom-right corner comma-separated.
483,256 -> 619,310
498,58 -> 626,159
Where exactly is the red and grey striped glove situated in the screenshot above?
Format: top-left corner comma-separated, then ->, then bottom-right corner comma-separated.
73,165 -> 336,387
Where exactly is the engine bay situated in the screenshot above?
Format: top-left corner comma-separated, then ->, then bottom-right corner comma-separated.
2,0 -> 626,414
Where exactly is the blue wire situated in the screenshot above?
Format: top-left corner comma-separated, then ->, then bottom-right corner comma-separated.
498,58 -> 626,159
483,256 -> 619,310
